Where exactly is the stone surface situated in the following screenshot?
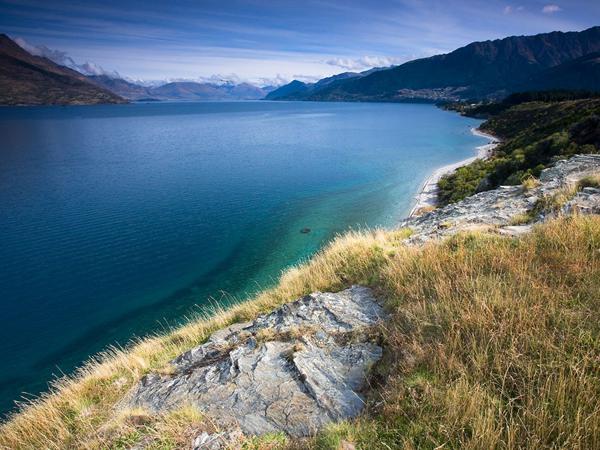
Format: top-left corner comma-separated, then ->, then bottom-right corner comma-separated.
192,429 -> 244,450
125,286 -> 386,437
563,187 -> 600,216
538,154 -> 600,186
495,225 -> 533,237
402,154 -> 600,244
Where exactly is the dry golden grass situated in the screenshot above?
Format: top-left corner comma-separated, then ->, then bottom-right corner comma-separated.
577,174 -> 600,190
308,216 -> 600,450
1,218 -> 599,449
512,172 -> 600,226
411,205 -> 436,217
521,175 -> 541,191
508,212 -> 531,225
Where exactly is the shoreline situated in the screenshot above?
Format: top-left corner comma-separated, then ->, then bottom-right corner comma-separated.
408,127 -> 500,217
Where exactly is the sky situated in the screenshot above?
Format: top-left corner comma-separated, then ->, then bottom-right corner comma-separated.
1,0 -> 598,85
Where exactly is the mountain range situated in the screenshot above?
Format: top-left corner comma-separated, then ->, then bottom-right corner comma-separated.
0,34 -> 275,105
2,26 -> 600,106
519,51 -> 600,93
87,76 -> 274,101
267,26 -> 600,102
0,34 -> 126,105
264,67 -> 386,100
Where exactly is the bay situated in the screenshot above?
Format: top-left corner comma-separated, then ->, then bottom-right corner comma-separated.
0,101 -> 485,414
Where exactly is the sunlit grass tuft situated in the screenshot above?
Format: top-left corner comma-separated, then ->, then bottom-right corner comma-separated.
521,175 -> 541,191
577,173 -> 600,190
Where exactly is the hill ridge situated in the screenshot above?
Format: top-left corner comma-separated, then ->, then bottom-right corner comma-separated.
268,26 -> 600,102
0,34 -> 126,105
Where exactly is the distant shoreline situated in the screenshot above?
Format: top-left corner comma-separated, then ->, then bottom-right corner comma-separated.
408,127 -> 500,217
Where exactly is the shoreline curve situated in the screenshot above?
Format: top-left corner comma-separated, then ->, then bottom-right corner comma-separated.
408,127 -> 500,218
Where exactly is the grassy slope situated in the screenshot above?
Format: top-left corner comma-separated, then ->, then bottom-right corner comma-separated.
438,97 -> 600,205
1,216 -> 599,449
308,217 -> 600,450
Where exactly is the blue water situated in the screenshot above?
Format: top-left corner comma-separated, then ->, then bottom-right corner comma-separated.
0,101 -> 485,415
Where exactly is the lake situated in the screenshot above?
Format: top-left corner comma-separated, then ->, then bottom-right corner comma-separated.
0,101 -> 485,414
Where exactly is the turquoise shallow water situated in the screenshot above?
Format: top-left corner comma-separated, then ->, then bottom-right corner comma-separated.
0,101 -> 485,415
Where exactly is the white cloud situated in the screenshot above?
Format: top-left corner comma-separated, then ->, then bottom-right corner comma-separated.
13,37 -> 120,77
14,37 -> 76,66
76,61 -> 118,76
542,4 -> 562,14
254,74 -> 292,87
125,73 -> 293,89
323,55 -> 403,72
503,5 -> 525,15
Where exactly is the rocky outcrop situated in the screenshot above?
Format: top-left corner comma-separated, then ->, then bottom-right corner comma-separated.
402,154 -> 600,244
563,187 -> 600,216
124,286 -> 386,437
538,154 -> 600,186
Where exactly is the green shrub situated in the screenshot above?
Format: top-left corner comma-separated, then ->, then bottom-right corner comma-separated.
438,97 -> 600,206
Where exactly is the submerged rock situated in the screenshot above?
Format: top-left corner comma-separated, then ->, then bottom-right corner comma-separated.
125,286 -> 386,437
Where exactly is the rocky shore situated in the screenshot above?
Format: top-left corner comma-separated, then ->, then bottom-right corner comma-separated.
409,128 -> 500,216
403,154 -> 600,244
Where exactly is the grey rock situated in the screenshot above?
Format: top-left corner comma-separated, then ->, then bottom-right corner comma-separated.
525,195 -> 539,205
496,225 -> 533,237
402,154 -> 600,244
124,286 -> 385,437
192,429 -> 243,450
192,431 -> 223,450
402,185 -> 528,244
539,155 -> 600,186
562,187 -> 600,216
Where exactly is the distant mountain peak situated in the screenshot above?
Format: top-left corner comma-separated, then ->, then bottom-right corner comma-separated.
87,76 -> 275,102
